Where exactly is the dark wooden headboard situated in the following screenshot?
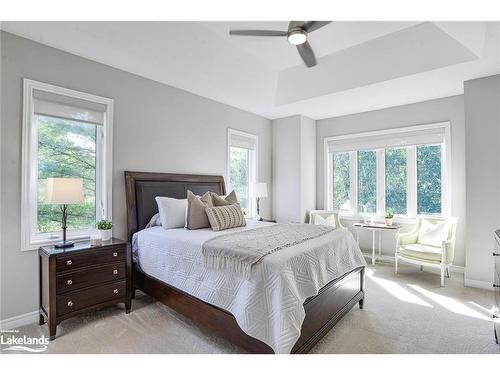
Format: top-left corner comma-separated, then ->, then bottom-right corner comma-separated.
124,171 -> 226,241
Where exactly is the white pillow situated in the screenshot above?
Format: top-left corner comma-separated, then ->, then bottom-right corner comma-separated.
155,196 -> 188,229
313,214 -> 337,228
417,220 -> 450,247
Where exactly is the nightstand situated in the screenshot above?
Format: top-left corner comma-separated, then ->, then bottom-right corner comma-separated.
39,238 -> 131,340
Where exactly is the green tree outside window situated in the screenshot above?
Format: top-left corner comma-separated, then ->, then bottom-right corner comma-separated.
37,115 -> 97,233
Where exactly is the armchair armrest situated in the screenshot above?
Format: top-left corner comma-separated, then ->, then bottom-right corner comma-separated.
396,219 -> 421,247
398,229 -> 419,246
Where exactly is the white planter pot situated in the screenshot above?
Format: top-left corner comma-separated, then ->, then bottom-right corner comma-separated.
99,229 -> 112,241
385,218 -> 393,226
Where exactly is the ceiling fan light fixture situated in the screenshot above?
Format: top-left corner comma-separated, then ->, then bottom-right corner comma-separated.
287,30 -> 307,45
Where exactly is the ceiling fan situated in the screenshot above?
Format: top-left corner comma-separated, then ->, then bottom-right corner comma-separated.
229,21 -> 331,68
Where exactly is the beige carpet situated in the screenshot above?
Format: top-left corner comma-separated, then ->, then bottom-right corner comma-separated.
4,263 -> 499,354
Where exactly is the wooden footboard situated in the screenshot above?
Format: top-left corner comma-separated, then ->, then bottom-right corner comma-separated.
132,264 -> 365,354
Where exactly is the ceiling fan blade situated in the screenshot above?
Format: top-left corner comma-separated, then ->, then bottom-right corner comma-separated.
288,21 -> 306,30
229,30 -> 287,37
296,41 -> 317,67
303,21 -> 331,33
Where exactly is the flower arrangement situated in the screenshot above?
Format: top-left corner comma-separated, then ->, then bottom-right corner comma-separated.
96,220 -> 113,230
384,210 -> 394,226
96,219 -> 113,241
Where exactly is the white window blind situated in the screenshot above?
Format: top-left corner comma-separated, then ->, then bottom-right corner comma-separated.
324,122 -> 451,218
327,126 -> 446,153
228,131 -> 257,150
33,89 -> 107,126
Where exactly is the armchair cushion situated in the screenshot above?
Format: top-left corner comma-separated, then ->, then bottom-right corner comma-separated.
417,219 -> 451,248
312,214 -> 337,228
399,243 -> 442,263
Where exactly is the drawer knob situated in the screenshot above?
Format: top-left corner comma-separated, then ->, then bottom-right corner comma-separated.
113,289 -> 119,294
67,301 -> 73,307
494,253 -> 500,256
66,260 -> 72,265
67,279 -> 73,285
494,284 -> 500,288
113,269 -> 118,275
113,252 -> 118,257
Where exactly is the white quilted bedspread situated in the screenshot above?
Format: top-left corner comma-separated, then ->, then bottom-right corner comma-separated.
132,220 -> 366,353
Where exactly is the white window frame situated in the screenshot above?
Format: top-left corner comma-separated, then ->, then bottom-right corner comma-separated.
21,79 -> 114,251
324,122 -> 451,219
226,128 -> 258,217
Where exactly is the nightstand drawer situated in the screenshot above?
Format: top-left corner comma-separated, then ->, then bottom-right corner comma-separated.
57,262 -> 126,293
56,246 -> 125,271
57,280 -> 126,316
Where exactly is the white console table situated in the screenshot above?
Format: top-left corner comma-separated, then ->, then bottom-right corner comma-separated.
353,222 -> 401,265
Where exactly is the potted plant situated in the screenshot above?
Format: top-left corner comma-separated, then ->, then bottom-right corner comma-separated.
96,219 -> 113,241
385,210 -> 394,226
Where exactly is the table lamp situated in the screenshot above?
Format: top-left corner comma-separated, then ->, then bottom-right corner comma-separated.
253,182 -> 268,221
44,177 -> 84,248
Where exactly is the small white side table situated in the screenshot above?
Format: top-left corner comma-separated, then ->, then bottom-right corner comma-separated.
353,222 -> 401,265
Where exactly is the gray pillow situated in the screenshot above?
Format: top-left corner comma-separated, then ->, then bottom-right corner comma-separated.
211,190 -> 238,206
186,190 -> 213,230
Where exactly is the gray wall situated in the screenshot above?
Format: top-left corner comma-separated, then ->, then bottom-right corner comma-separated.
299,116 -> 316,223
272,115 -> 316,223
316,95 -> 466,266
272,116 -> 301,223
0,32 -> 272,321
464,74 -> 500,285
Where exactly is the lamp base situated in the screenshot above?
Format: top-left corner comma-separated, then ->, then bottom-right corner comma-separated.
54,241 -> 75,248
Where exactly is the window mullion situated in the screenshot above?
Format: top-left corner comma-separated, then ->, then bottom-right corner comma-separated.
407,146 -> 417,217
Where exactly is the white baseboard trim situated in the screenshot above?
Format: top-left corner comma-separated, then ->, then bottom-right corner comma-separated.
361,252 -> 465,274
0,310 -> 38,330
464,278 -> 493,291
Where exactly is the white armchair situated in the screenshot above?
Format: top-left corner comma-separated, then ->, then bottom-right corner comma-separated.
307,210 -> 345,229
395,216 -> 458,286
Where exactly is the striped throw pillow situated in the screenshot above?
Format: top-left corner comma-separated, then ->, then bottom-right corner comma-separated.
205,204 -> 246,231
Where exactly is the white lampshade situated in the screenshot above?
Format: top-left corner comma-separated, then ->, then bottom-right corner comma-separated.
44,178 -> 84,205
253,182 -> 268,198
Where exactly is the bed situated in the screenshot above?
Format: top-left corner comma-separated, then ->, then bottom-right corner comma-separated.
125,171 -> 366,353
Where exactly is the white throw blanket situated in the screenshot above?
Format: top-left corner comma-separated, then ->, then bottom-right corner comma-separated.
202,223 -> 335,278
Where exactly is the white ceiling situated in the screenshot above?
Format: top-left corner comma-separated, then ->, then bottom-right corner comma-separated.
2,21 -> 500,119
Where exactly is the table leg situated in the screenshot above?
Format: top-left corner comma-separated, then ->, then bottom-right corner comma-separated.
379,231 -> 382,260
372,230 -> 376,265
395,229 -> 400,257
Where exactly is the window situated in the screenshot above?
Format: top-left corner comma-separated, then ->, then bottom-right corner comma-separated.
227,129 -> 257,217
357,150 -> 377,213
325,123 -> 450,218
36,116 -> 97,232
332,152 -> 350,211
385,147 -> 407,215
229,146 -> 250,213
417,144 -> 442,214
21,79 -> 113,250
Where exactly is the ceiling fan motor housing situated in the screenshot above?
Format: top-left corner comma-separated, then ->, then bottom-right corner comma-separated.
287,27 -> 307,45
